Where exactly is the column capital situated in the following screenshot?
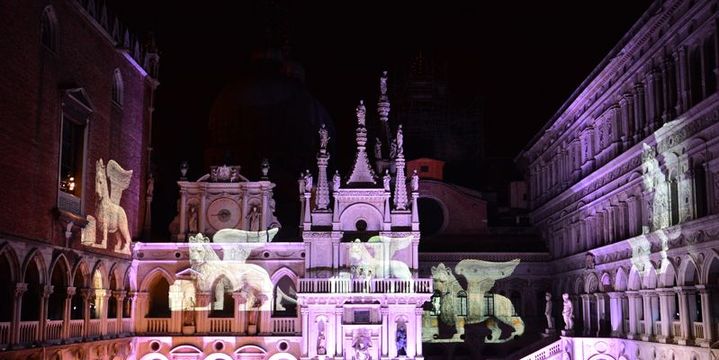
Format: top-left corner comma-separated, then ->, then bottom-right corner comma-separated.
232,292 -> 247,303
674,286 -> 697,295
379,307 -> 389,315
42,285 -> 54,298
607,291 -> 624,299
625,290 -> 641,299
66,286 -> 77,297
112,290 -> 127,300
594,292 -> 608,301
656,287 -> 676,296
80,288 -> 93,300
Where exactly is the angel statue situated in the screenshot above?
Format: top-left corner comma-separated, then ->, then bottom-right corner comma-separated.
85,159 -> 133,253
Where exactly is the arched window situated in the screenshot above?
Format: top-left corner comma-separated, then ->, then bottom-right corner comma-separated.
108,274 -> 118,319
455,290 -> 467,317
40,6 -> 57,51
273,275 -> 297,317
0,251 -> 15,322
694,164 -> 708,218
147,275 -> 171,318
210,277 -> 234,318
112,69 -> 123,107
48,259 -> 68,320
21,258 -> 43,321
670,178 -> 679,225
71,269 -> 86,319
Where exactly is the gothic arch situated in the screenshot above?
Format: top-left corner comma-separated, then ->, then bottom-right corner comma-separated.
123,266 -> 134,291
0,242 -> 21,282
702,251 -> 719,285
574,276 -> 584,294
678,255 -> 700,285
21,248 -> 47,284
599,272 -> 612,292
139,267 -> 175,291
40,5 -> 58,51
111,68 -> 124,106
271,267 -> 299,285
339,203 -> 384,231
658,259 -> 677,287
642,266 -> 657,289
108,263 -> 124,290
48,253 -> 72,287
628,267 -> 641,291
91,260 -> 109,289
72,259 -> 90,287
585,272 -> 600,294
614,267 -> 628,291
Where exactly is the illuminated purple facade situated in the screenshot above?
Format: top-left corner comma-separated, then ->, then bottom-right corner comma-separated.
519,0 -> 719,358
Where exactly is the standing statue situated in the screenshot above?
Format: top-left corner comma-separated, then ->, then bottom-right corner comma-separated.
260,158 -> 270,178
380,70 -> 388,95
319,123 -> 330,150
317,331 -> 327,355
411,169 -> 419,191
332,170 -> 341,193
188,204 -> 199,234
298,172 -> 306,195
396,124 -> 404,156
389,140 -> 397,159
246,206 -> 261,231
383,170 -> 391,191
545,292 -> 555,329
304,170 -> 313,193
356,100 -> 366,126
374,137 -> 382,159
396,323 -> 407,356
562,293 -> 574,331
352,333 -> 373,360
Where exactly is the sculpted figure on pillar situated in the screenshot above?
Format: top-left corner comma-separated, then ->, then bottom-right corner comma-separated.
545,292 -> 554,329
562,293 -> 574,330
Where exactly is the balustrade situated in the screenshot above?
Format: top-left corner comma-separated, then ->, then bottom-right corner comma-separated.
107,318 -> 117,335
272,317 -> 298,334
693,321 -> 704,340
0,322 -> 9,345
146,318 -> 170,333
18,321 -> 37,343
209,318 -> 233,333
122,318 -> 132,333
68,319 -> 84,338
46,320 -> 63,340
299,278 -> 432,294
87,319 -> 101,337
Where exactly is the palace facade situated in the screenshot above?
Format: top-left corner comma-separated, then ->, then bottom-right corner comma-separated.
518,0 -> 719,358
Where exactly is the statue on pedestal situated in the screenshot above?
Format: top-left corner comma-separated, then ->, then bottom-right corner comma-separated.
188,204 -> 199,234
562,293 -> 574,331
411,169 -> 419,191
383,170 -> 391,191
332,170 -> 341,193
304,170 -> 313,193
374,137 -> 382,159
545,292 -> 554,329
319,123 -> 330,150
396,124 -> 404,156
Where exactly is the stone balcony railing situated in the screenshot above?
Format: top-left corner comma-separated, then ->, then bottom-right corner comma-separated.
298,278 -> 433,294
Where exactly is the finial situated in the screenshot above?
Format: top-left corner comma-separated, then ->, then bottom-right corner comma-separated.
380,71 -> 388,95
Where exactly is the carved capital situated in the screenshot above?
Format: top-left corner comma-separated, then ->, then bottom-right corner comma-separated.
14,282 -> 27,298
65,286 -> 77,297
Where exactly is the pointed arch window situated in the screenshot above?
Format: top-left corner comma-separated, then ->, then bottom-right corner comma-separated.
112,69 -> 123,107
58,89 -> 92,214
41,6 -> 57,51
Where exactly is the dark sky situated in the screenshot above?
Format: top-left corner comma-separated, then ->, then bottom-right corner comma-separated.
108,0 -> 653,237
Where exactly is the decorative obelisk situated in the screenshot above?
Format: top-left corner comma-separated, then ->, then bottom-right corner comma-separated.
393,125 -> 409,210
347,100 -> 377,185
316,124 -> 331,210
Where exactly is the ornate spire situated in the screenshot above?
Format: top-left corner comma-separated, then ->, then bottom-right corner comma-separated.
315,124 -> 331,210
377,70 -> 391,157
347,100 -> 377,185
393,125 -> 408,210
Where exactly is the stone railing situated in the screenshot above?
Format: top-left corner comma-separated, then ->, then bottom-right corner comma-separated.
18,321 -> 37,344
122,318 -> 132,333
272,317 -> 299,334
46,319 -> 63,340
146,318 -> 170,333
209,318 -> 233,333
69,319 -> 84,338
107,319 -> 117,335
672,321 -> 681,338
87,319 -> 101,337
299,278 -> 432,294
518,338 -> 563,360
0,321 -> 10,345
693,321 -> 704,340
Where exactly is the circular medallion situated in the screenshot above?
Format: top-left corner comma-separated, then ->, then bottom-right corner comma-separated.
207,198 -> 241,230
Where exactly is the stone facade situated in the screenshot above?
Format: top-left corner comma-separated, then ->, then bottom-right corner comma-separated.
518,0 -> 719,358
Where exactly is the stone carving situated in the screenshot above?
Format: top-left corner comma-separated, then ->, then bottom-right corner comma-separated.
430,259 -> 524,343
304,170 -> 313,192
383,170 -> 391,191
411,169 -> 419,191
356,100 -> 366,127
210,165 -> 242,182
298,172 -> 306,195
348,236 -> 412,279
585,253 -> 595,269
317,328 -> 327,355
396,323 -> 407,356
332,170 -> 341,193
374,137 -> 382,159
260,158 -> 270,179
396,125 -> 404,156
319,123 -> 330,151
562,293 -> 574,331
545,292 -> 554,329
389,140 -> 397,159
246,206 -> 261,231
351,331 -> 373,360
188,204 -> 199,234
380,70 -> 388,96
83,159 -> 133,253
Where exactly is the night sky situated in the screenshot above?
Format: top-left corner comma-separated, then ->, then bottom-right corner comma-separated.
108,0 -> 653,239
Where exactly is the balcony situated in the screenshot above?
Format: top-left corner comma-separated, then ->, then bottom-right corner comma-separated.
272,317 -> 299,334
298,278 -> 432,294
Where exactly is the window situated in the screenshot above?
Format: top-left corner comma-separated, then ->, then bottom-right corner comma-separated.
354,310 -> 370,324
58,89 -> 92,214
41,6 -> 57,51
456,291 -> 467,316
112,69 -> 123,107
483,293 -> 495,316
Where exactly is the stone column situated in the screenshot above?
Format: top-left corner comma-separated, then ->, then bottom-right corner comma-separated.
38,285 -> 52,342
415,307 -> 424,358
657,288 -> 676,343
96,289 -> 110,337
232,292 -> 246,334
133,292 -> 146,333
697,286 -> 714,347
626,291 -> 640,339
380,308 -> 389,358
640,290 -> 656,341
9,283 -> 26,345
675,47 -> 689,112
645,71 -> 657,133
62,287 -> 76,339
595,293 -> 610,336
335,307 -> 343,358
301,308 -> 309,357
608,292 -> 624,337
675,286 -> 695,345
633,83 -> 645,141
80,288 -> 92,338
303,192 -> 312,230
580,294 -> 592,336
113,291 -> 125,335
